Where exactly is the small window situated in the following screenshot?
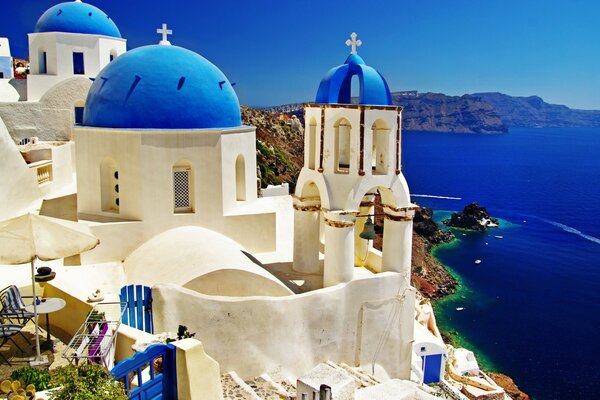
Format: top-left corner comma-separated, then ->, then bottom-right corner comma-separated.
73,52 -> 85,75
0,72 -> 4,79
173,166 -> 193,213
109,54 -> 115,62
74,106 -> 84,125
40,51 -> 47,74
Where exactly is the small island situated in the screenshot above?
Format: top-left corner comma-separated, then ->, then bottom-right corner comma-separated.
443,202 -> 499,231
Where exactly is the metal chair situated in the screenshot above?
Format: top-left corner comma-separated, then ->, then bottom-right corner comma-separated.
0,285 -> 34,344
0,323 -> 27,365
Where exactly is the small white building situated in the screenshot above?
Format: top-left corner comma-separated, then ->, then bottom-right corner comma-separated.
0,37 -> 13,80
27,0 -> 127,102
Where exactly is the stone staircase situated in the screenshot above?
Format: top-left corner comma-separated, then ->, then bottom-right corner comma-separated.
221,362 -> 381,400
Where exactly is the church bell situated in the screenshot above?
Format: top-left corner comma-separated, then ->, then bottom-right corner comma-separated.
359,217 -> 377,241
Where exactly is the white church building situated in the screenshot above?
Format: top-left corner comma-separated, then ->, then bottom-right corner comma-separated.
0,2 -> 454,399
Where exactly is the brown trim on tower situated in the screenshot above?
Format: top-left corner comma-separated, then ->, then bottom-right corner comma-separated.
384,213 -> 414,222
324,218 -> 355,228
318,107 -> 325,173
293,204 -> 321,212
359,109 -> 365,175
395,112 -> 401,175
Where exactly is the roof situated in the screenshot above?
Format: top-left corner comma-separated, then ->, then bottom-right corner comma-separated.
315,53 -> 393,106
83,45 -> 242,130
35,1 -> 121,38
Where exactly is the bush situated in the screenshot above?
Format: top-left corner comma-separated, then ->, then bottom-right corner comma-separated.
10,366 -> 53,390
49,364 -> 127,400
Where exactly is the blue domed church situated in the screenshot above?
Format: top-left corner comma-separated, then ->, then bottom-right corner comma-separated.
74,34 -> 275,263
27,0 -> 127,101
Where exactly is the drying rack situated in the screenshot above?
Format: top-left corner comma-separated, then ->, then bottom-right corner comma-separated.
62,301 -> 126,370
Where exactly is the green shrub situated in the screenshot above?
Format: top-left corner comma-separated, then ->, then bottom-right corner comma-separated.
49,364 -> 127,400
10,366 -> 53,390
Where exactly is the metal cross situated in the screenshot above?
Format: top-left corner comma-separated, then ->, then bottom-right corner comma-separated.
345,32 -> 362,54
157,23 -> 173,46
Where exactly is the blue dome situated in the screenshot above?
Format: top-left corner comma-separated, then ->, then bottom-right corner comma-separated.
35,1 -> 121,38
315,53 -> 392,106
83,45 -> 242,129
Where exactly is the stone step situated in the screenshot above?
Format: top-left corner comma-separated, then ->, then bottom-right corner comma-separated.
325,361 -> 380,389
221,371 -> 262,400
245,374 -> 292,400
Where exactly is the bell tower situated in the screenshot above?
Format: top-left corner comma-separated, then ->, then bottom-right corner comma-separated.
293,33 -> 416,287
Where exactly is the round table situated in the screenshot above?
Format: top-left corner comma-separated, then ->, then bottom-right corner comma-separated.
25,298 -> 66,352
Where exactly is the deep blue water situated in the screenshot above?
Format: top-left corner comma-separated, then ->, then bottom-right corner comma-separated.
403,128 -> 600,400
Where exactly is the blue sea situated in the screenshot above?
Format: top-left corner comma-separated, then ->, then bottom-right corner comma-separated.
403,128 -> 600,400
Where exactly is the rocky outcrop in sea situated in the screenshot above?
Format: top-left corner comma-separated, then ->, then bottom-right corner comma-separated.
443,202 -> 499,231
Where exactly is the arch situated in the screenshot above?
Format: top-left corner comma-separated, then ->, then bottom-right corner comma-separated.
334,117 -> 351,174
294,172 -> 331,210
173,159 -> 194,213
371,119 -> 390,175
109,49 -> 118,62
100,157 -> 119,213
235,154 -> 246,201
308,117 -> 317,169
344,175 -> 412,212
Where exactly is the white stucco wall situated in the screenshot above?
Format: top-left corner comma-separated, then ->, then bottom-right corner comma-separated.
75,126 -> 278,263
123,226 -> 292,297
152,273 -> 416,381
0,77 -> 92,142
27,32 -> 126,101
0,115 -> 41,220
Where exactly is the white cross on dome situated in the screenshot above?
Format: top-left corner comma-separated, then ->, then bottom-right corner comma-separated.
345,32 -> 362,54
157,23 -> 173,46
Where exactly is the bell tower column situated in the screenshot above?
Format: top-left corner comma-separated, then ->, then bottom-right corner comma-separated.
323,210 -> 356,287
293,197 -> 322,274
382,207 -> 415,285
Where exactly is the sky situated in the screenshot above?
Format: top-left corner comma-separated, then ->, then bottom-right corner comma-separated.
3,0 -> 600,109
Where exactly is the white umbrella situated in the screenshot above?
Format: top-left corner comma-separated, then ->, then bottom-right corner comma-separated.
0,213 -> 99,364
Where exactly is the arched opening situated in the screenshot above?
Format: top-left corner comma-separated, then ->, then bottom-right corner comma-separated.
100,157 -> 119,213
350,74 -> 360,104
308,117 -> 317,169
109,49 -> 118,62
235,154 -> 246,201
371,119 -> 390,175
334,118 -> 351,174
73,100 -> 85,125
173,160 -> 194,213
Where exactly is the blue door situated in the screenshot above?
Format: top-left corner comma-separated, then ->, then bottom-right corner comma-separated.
112,344 -> 177,400
422,354 -> 442,384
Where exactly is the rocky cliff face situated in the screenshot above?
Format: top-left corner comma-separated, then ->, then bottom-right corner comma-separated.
475,92 -> 600,128
443,202 -> 499,231
393,92 -> 508,134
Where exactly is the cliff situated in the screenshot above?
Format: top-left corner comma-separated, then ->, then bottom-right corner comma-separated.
392,92 -> 508,134
474,92 -> 600,128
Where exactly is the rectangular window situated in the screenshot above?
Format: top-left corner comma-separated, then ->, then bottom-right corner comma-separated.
73,52 -> 85,75
173,167 -> 192,212
74,107 -> 85,125
0,72 -> 4,79
40,51 -> 47,74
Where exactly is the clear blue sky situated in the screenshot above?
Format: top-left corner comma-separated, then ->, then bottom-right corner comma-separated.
4,0 -> 600,109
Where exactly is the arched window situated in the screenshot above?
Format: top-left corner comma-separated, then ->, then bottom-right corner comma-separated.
350,75 -> 360,103
109,49 -> 118,62
173,160 -> 194,213
308,117 -> 317,169
235,154 -> 246,201
100,158 -> 119,213
334,118 -> 351,174
371,119 -> 390,175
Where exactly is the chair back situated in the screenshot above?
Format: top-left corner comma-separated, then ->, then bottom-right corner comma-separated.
0,286 -> 26,312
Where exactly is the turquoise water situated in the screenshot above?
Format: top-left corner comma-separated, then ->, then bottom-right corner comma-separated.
403,128 -> 600,399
